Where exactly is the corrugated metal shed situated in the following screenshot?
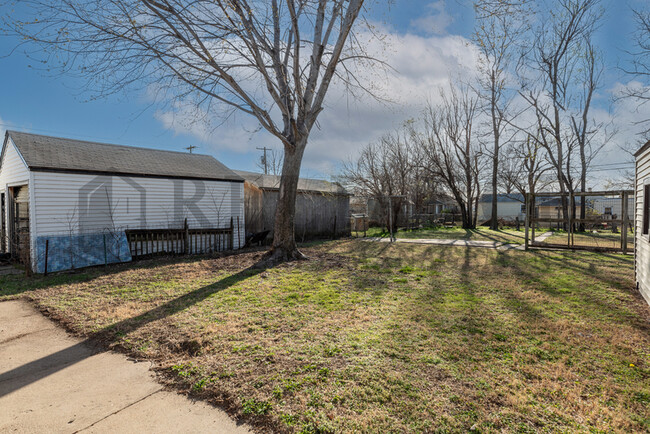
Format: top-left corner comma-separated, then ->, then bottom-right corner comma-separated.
6,131 -> 243,182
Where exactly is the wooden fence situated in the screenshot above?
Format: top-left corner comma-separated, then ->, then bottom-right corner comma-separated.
125,218 -> 235,259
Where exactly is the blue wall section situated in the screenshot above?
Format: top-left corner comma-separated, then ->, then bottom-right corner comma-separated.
35,232 -> 132,273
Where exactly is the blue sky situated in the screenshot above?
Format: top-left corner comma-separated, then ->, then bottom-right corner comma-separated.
0,0 -> 646,182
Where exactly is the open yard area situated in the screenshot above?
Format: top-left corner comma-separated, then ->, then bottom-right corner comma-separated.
540,230 -> 634,250
361,226 -> 526,244
2,240 -> 649,432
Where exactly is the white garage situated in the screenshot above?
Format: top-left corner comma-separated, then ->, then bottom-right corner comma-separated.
0,131 -> 244,273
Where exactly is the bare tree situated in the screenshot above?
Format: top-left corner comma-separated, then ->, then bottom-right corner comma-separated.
570,39 -> 609,229
621,6 -> 650,135
3,0 -> 372,263
340,130 -> 414,232
500,132 -> 553,198
473,0 -> 529,230
518,0 -> 603,226
256,148 -> 284,176
417,86 -> 484,229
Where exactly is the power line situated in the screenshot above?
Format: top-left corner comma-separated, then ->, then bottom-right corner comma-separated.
590,162 -> 634,168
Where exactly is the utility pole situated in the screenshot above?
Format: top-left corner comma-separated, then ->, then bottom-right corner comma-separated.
257,146 -> 272,174
185,145 -> 198,154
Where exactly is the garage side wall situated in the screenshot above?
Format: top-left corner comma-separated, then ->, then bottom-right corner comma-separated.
635,149 -> 650,306
31,171 -> 244,272
0,138 -> 31,253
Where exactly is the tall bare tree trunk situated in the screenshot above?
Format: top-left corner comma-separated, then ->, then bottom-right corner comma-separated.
269,137 -> 308,261
490,81 -> 500,230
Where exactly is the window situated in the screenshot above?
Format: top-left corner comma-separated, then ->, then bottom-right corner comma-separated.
521,204 -> 526,214
643,184 -> 650,235
604,207 -> 612,215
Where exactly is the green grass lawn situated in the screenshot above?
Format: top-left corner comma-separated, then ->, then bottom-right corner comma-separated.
542,230 -> 635,249
360,226 -> 527,244
1,241 -> 648,432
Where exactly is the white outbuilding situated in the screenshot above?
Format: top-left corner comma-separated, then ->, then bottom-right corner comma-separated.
634,140 -> 650,306
0,131 -> 244,273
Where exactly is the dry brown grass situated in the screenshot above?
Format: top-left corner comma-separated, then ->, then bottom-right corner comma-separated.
3,241 -> 649,433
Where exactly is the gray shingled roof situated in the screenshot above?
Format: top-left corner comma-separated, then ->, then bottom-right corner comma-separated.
4,131 -> 243,182
235,170 -> 350,195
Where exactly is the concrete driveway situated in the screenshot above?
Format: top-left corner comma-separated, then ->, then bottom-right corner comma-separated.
0,300 -> 252,433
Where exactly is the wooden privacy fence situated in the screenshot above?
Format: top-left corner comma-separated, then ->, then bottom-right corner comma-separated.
125,218 -> 236,259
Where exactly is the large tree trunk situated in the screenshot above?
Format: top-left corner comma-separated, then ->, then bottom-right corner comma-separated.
490,83 -> 500,231
579,147 -> 587,232
490,159 -> 498,229
265,137 -> 308,263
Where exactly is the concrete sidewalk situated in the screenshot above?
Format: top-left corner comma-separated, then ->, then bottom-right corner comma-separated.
0,300 -> 251,433
367,232 -> 554,251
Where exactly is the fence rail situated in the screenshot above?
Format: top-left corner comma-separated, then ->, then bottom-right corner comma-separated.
524,190 -> 634,253
125,218 -> 235,258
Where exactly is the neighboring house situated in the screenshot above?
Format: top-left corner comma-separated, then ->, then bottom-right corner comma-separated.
536,196 -> 633,220
536,197 -> 564,220
477,193 -> 526,222
235,170 -> 350,241
0,131 -> 245,273
419,196 -> 458,215
364,195 -> 457,227
590,196 -> 634,219
634,140 -> 650,306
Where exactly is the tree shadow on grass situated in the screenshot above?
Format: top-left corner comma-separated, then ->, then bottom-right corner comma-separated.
0,265 -> 263,399
0,248 -> 269,300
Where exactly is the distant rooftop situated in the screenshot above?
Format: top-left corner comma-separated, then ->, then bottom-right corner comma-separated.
480,193 -> 524,203
4,130 -> 243,182
234,170 -> 350,195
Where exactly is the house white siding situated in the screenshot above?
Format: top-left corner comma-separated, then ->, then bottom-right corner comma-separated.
590,197 -> 634,218
31,171 -> 244,246
477,201 -> 524,222
635,146 -> 650,306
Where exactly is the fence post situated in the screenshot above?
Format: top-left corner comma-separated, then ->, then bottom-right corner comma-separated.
183,218 -> 189,255
103,234 -> 108,266
229,217 -> 234,250
568,193 -> 573,248
525,193 -> 530,251
44,239 -> 49,276
622,191 -> 628,254
237,216 -> 241,250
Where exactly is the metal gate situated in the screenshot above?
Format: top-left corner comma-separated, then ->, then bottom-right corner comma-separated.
524,190 -> 634,253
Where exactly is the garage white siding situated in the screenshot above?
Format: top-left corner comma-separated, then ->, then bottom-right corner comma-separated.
635,145 -> 650,306
31,171 -> 245,249
0,138 -> 30,187
0,137 -> 32,253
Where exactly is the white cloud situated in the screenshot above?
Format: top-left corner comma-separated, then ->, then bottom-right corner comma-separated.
410,1 -> 454,36
154,27 -> 480,177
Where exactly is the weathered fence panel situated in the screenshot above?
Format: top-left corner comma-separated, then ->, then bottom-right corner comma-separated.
125,220 -> 234,259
